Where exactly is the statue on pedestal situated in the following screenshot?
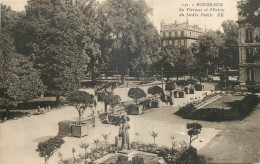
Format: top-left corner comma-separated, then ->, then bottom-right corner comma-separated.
118,115 -> 131,150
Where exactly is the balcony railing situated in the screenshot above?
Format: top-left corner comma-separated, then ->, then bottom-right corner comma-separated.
245,39 -> 254,43
246,81 -> 255,86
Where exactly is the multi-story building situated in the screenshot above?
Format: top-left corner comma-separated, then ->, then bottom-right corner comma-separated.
160,20 -> 204,48
237,1 -> 260,90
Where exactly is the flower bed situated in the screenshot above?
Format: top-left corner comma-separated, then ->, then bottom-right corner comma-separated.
130,142 -> 199,164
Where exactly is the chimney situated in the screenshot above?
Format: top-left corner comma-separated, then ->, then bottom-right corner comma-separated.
160,19 -> 165,29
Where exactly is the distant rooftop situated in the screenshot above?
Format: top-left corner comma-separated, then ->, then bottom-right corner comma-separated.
160,20 -> 205,33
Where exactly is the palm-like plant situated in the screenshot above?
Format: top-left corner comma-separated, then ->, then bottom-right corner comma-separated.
149,131 -> 158,144
102,132 -> 111,147
94,139 -> 100,149
170,135 -> 176,150
72,148 -> 76,160
135,132 -> 139,143
79,142 -> 89,160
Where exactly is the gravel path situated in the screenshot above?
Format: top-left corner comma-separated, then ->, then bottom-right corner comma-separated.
0,88 -> 217,164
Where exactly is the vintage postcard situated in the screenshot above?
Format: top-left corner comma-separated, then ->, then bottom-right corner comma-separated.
0,0 -> 259,163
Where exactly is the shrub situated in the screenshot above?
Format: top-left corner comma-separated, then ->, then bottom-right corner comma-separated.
151,100 -> 159,108
131,155 -> 144,164
187,123 -> 202,146
116,155 -> 130,164
175,147 -> 198,164
36,137 -> 65,164
165,81 -> 177,97
128,88 -> 146,104
140,99 -> 151,110
160,92 -> 166,102
148,86 -> 163,99
66,91 -> 96,125
175,103 -> 196,118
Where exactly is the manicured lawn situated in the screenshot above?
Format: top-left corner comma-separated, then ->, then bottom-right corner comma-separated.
202,95 -> 244,110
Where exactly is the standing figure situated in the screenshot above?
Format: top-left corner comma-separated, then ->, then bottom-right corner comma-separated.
120,115 -> 131,150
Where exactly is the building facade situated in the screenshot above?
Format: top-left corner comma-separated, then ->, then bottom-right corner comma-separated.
160,20 -> 204,48
237,1 -> 260,90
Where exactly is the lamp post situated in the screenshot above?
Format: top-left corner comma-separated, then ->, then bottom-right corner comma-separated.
126,68 -> 129,88
161,67 -> 164,91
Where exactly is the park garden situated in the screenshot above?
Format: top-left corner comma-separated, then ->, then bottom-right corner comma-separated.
1,0 -> 260,163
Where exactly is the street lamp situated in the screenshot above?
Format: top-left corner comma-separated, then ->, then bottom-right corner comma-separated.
126,68 -> 129,88
161,67 -> 164,91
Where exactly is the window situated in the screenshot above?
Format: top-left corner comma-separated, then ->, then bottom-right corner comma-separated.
163,40 -> 167,46
245,29 -> 253,43
246,48 -> 254,63
169,32 -> 172,38
169,40 -> 172,45
246,68 -> 255,85
181,31 -> 184,37
175,32 -> 178,38
165,32 -> 169,38
163,32 -> 166,38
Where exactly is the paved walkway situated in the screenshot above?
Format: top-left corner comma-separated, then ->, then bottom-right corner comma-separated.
0,88 -> 217,164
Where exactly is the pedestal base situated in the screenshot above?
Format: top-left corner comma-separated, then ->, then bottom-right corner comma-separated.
117,150 -> 136,160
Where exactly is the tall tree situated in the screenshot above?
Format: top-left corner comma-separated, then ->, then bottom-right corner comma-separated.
220,20 -> 239,69
154,46 -> 193,81
16,0 -> 99,100
78,0 -> 105,84
238,0 -> 260,25
100,0 -> 160,84
197,30 -> 223,75
0,5 -> 45,110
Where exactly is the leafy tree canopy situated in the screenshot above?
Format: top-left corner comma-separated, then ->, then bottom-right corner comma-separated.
239,0 -> 260,25
128,87 -> 146,104
16,0 -> 100,97
0,4 -> 45,108
148,86 -> 163,97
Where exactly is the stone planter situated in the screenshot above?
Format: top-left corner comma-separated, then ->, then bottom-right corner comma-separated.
189,88 -> 195,94
179,91 -> 185,98
58,120 -> 76,137
126,105 -> 143,115
195,84 -> 204,91
151,100 -> 159,108
71,123 -> 89,138
115,136 -> 122,149
184,87 -> 190,94
107,114 -> 120,125
174,91 -> 179,98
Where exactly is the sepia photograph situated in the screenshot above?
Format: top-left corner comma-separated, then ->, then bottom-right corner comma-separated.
0,0 -> 260,163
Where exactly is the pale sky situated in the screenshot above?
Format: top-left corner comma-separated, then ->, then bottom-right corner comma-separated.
1,0 -> 239,31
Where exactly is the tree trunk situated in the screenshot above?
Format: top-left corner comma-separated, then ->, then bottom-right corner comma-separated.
56,95 -> 60,103
206,66 -> 209,77
190,136 -> 192,147
78,112 -> 81,125
121,73 -> 125,85
167,76 -> 170,81
91,69 -> 97,86
104,102 -> 108,113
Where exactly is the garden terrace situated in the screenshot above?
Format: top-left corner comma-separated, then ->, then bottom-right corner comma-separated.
175,94 -> 259,122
